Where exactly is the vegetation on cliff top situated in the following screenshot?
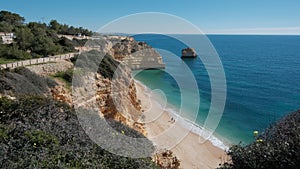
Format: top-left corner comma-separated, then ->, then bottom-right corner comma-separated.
219,109 -> 300,169
0,67 -> 57,96
0,10 -> 91,61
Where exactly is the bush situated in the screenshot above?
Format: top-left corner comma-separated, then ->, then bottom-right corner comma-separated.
53,68 -> 74,84
0,96 -> 159,168
219,110 -> 300,169
0,67 -> 57,95
0,44 -> 32,60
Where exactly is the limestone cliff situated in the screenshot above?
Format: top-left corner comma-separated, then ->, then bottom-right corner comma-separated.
22,55 -> 146,135
86,36 -> 165,70
11,36 -> 160,136
94,67 -> 146,135
0,38 -> 179,167
70,51 -> 147,135
110,37 -> 165,70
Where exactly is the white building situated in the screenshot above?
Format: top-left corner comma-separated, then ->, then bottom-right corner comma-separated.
0,32 -> 15,44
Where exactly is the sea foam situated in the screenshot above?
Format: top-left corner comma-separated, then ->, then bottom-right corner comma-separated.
135,79 -> 229,150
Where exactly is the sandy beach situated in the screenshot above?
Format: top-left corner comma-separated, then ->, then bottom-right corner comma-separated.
135,81 -> 227,169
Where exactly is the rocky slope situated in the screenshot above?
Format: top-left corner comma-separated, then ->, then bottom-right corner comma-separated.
1,36 -> 161,136
26,60 -> 74,75
72,51 -> 146,135
0,36 -> 179,168
85,36 -> 165,70
111,37 -> 165,70
153,150 -> 181,169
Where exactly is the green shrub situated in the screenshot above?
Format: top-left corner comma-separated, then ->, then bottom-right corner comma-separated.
53,68 -> 74,84
219,110 -> 300,169
25,130 -> 59,148
0,124 -> 9,141
0,96 -> 159,168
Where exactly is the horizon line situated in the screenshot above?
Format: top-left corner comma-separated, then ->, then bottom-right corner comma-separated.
98,32 -> 300,36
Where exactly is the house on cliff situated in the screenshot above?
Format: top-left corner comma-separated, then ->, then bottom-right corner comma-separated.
0,32 -> 14,44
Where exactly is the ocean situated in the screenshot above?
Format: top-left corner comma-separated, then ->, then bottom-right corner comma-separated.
132,34 -> 300,146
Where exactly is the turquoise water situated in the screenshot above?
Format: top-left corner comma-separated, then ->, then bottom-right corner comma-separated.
133,34 -> 300,145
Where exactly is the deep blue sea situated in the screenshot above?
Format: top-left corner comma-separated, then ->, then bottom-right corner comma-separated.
132,34 -> 300,145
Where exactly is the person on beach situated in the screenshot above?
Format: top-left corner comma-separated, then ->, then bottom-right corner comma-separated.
170,117 -> 175,123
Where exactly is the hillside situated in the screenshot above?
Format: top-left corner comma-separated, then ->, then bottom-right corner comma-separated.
0,10 -> 163,169
0,57 -> 159,168
0,10 -> 91,62
0,95 -> 158,168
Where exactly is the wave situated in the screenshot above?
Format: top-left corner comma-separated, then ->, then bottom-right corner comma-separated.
135,79 -> 229,150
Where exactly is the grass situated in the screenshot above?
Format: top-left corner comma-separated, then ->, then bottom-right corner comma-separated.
51,69 -> 74,91
0,57 -> 19,64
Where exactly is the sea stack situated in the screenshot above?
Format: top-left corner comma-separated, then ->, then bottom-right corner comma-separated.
181,47 -> 197,58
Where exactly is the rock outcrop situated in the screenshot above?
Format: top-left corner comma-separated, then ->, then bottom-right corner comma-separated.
51,85 -> 72,106
94,66 -> 146,135
153,150 -> 181,169
84,36 -> 165,70
71,51 -> 147,135
111,37 -> 165,70
27,60 -> 74,75
181,47 -> 197,58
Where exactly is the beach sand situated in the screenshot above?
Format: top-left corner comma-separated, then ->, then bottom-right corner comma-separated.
135,81 -> 227,169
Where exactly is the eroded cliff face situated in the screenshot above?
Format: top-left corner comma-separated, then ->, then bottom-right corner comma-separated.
20,38 -> 151,136
0,36 -> 179,167
110,37 -> 165,70
71,36 -> 166,135
51,85 -> 73,106
93,63 -> 146,135
71,51 -> 147,136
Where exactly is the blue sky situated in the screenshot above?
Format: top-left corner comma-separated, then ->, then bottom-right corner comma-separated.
1,0 -> 300,34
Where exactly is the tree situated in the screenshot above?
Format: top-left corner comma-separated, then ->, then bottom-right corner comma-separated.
58,24 -> 68,35
0,10 -> 93,59
67,26 -> 76,35
0,44 -> 31,60
14,27 -> 34,50
31,36 -> 60,56
58,37 -> 76,52
0,22 -> 13,32
49,20 -> 60,32
28,22 -> 47,37
0,10 -> 25,26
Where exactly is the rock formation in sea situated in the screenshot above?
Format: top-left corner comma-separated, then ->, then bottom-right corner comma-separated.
181,47 -> 197,58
